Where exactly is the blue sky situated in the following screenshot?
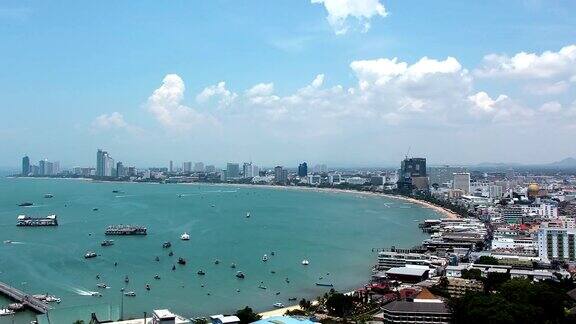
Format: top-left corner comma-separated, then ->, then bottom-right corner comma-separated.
1,0 -> 576,168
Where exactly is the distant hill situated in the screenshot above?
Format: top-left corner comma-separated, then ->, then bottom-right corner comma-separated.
548,157 -> 576,167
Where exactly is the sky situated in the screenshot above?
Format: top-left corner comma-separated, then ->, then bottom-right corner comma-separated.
1,0 -> 576,168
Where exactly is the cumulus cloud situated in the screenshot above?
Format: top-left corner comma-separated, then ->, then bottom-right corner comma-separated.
92,112 -> 128,130
148,74 -> 217,132
196,81 -> 237,107
311,0 -> 387,34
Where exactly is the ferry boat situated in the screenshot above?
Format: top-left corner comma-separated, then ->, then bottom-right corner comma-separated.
44,194 -> 54,198
0,308 -> 15,316
101,240 -> 114,247
180,232 -> 190,240
236,271 -> 245,279
84,252 -> 97,259
18,202 -> 33,207
262,254 -> 268,262
273,302 -> 284,308
17,214 -> 58,226
301,259 -> 309,265
105,225 -> 147,235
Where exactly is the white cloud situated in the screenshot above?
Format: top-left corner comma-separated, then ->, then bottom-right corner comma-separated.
539,101 -> 562,113
196,81 -> 237,107
147,74 -> 217,132
92,112 -> 128,130
468,92 -> 509,115
476,44 -> 576,79
311,0 -> 387,34
311,74 -> 325,88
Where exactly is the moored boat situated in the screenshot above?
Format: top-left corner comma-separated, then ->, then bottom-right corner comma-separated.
273,302 -> 284,308
180,232 -> 190,240
178,257 -> 186,265
236,271 -> 245,279
262,254 -> 268,262
100,239 -> 114,247
301,259 -> 309,265
84,252 -> 97,259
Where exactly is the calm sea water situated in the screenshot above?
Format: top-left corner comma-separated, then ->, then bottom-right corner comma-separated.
0,177 -> 434,320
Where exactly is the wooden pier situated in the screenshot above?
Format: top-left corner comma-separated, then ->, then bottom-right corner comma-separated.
0,281 -> 51,313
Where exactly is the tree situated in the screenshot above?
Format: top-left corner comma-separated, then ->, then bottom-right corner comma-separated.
235,306 -> 261,324
299,298 -> 312,311
475,256 -> 499,265
461,268 -> 482,281
325,293 -> 355,318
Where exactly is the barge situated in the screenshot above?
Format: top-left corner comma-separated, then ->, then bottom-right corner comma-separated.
16,215 -> 58,226
105,225 -> 147,235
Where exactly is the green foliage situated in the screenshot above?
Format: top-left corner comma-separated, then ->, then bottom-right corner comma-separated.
325,293 -> 355,317
235,306 -> 262,324
299,298 -> 312,311
483,272 -> 510,292
475,256 -> 499,265
285,309 -> 307,316
450,278 -> 570,324
73,321 -> 84,324
461,268 -> 482,281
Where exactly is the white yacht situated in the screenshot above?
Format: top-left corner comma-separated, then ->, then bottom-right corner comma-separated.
301,259 -> 310,265
273,302 -> 284,308
180,232 -> 190,240
0,308 -> 15,316
246,212 -> 251,218
262,254 -> 268,262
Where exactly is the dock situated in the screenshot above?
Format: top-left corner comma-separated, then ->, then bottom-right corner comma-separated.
105,225 -> 147,235
0,281 -> 52,313
16,214 -> 58,226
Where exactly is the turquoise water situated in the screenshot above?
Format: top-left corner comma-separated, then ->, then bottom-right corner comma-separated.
0,177 -> 434,320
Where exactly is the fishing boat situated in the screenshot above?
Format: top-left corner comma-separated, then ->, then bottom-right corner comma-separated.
97,283 -> 108,289
262,254 -> 268,262
301,259 -> 309,265
273,302 -> 284,308
178,257 -> 186,265
84,252 -> 97,259
197,270 -> 206,275
246,212 -> 250,218
236,271 -> 245,279
162,241 -> 172,248
18,202 -> 33,207
124,291 -> 136,297
316,282 -> 334,287
100,240 -> 114,247
180,232 -> 190,240
44,194 -> 54,198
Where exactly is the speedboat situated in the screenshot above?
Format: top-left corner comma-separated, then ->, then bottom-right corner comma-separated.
0,308 -> 15,316
44,194 -> 54,198
18,202 -> 33,207
45,296 -> 61,303
236,271 -> 245,279
246,212 -> 250,218
262,254 -> 268,262
123,291 -> 136,297
162,241 -> 172,248
154,274 -> 161,280
145,284 -> 150,291
178,257 -> 186,265
197,270 -> 206,275
92,208 -> 99,211
91,292 -> 102,297
3,240 -> 12,244
301,259 -> 309,265
288,297 -> 297,301
258,285 -> 267,290
230,263 -> 236,269
273,302 -> 284,308
97,283 -> 108,289
84,252 -> 97,259
214,259 -> 220,265
100,240 -> 114,247
180,232 -> 190,240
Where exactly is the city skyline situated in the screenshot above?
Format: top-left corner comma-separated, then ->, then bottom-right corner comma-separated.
2,1 -> 576,167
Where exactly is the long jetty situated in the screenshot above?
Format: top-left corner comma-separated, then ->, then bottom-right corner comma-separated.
0,281 -> 51,313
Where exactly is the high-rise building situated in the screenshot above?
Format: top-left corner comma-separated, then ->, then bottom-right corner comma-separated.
428,165 -> 467,186
274,166 -> 288,184
96,149 -> 114,177
116,162 -> 125,177
398,157 -> 428,192
298,162 -> 308,177
194,162 -> 205,172
227,163 -> 240,179
243,162 -> 253,178
313,164 -> 327,174
96,149 -> 106,177
182,162 -> 192,173
22,156 -> 30,176
205,165 -> 216,173
169,160 -> 173,173
453,173 -> 471,194
538,227 -> 576,263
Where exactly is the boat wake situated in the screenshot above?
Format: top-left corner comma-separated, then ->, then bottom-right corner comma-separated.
73,288 -> 98,296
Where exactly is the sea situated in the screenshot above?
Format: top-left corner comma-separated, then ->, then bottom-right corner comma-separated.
0,177 -> 436,323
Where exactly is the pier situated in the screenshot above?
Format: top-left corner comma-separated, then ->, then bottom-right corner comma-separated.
16,214 -> 58,226
0,281 -> 52,313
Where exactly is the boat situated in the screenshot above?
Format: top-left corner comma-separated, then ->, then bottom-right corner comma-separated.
112,190 -> 122,193
288,297 -> 297,301
123,291 -> 136,297
162,241 -> 172,248
246,212 -> 250,218
178,257 -> 186,265
18,202 -> 33,207
44,194 -> 54,198
91,292 -> 102,297
3,240 -> 12,244
155,256 -> 160,262
45,296 -> 61,303
105,225 -> 146,235
180,232 -> 190,240
0,308 -> 15,316
214,259 -> 220,265
197,270 -> 206,275
97,283 -> 108,289
7,303 -> 23,311
236,271 -> 245,279
258,285 -> 267,289
316,283 -> 334,287
145,284 -> 150,291
84,252 -> 97,259
271,251 -> 275,256
154,274 -> 161,280
168,251 -> 174,256
124,275 -> 129,283
230,263 -> 236,269
100,240 -> 114,247
262,254 -> 268,262
301,259 -> 309,265
93,208 -> 99,211
273,302 -> 284,308
17,214 -> 58,226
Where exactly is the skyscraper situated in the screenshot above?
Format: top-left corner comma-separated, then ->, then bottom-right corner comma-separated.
298,162 -> 308,177
96,149 -> 105,177
274,166 -> 288,184
227,163 -> 240,179
116,162 -> 125,177
96,149 -> 114,177
243,162 -> 254,178
39,159 -> 46,176
397,157 -> 428,192
182,162 -> 192,173
21,156 -> 30,176
169,160 -> 173,173
194,162 -> 205,172
453,173 -> 471,194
